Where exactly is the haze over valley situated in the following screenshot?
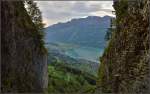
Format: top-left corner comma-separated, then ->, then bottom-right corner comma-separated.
45,16 -> 112,63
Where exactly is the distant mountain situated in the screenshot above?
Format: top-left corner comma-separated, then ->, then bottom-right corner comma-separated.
45,16 -> 112,48
47,44 -> 99,76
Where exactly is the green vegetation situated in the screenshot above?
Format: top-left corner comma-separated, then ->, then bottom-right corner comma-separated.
47,45 -> 99,77
105,18 -> 116,41
114,0 -> 128,25
47,61 -> 97,93
24,0 -> 47,54
97,0 -> 149,93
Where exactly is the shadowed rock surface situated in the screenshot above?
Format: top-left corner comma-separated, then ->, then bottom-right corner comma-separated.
97,0 -> 150,93
1,1 -> 48,93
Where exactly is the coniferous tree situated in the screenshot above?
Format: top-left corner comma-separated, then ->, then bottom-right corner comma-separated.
24,0 -> 46,53
105,28 -> 112,41
24,0 -> 45,31
105,18 -> 116,41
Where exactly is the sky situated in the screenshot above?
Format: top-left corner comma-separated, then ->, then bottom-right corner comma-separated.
35,1 -> 115,27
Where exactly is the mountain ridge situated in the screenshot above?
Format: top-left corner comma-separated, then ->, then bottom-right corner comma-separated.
46,15 -> 112,29
45,15 -> 112,48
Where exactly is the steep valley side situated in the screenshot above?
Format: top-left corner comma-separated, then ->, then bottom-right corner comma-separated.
96,0 -> 150,93
1,1 -> 48,92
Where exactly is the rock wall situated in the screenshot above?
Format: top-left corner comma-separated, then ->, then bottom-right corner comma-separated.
97,0 -> 149,93
1,1 -> 48,93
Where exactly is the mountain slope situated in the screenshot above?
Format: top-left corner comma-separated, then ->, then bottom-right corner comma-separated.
45,16 -> 112,48
47,61 -> 97,93
47,47 -> 100,76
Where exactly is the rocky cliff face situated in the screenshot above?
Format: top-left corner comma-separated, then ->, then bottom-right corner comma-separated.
1,1 -> 48,93
97,0 -> 149,93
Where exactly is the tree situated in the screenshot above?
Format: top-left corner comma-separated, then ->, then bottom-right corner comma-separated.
105,28 -> 113,41
24,0 -> 45,31
24,0 -> 47,54
105,18 -> 116,41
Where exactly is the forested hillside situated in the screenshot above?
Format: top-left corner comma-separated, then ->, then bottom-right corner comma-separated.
45,16 -> 112,63
47,60 -> 97,93
45,16 -> 111,48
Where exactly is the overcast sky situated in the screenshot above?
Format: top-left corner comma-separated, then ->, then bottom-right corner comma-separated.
36,1 -> 115,27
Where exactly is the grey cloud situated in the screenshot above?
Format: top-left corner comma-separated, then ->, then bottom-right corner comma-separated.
36,1 -> 114,26
70,2 -> 101,12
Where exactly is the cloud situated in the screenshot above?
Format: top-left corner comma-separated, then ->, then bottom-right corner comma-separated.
35,1 -> 115,27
